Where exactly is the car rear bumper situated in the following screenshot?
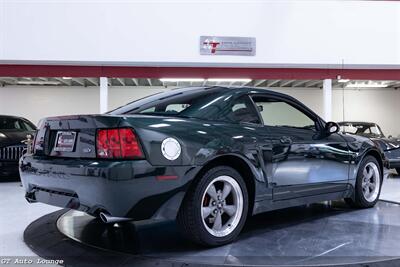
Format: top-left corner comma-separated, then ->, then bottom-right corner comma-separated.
20,154 -> 200,220
0,160 -> 19,177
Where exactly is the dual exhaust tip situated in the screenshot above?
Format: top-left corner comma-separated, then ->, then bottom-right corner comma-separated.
99,212 -> 132,224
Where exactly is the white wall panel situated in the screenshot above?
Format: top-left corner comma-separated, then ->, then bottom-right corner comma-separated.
0,86 -> 99,124
0,0 -> 399,67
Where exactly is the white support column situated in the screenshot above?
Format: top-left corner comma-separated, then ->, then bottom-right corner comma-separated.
99,77 -> 108,113
323,79 -> 332,121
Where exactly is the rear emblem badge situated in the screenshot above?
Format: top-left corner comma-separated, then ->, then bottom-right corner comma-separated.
82,148 -> 92,153
161,138 -> 181,160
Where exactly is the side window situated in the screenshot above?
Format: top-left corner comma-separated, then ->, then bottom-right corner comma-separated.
228,96 -> 261,124
21,121 -> 35,131
252,97 -> 316,130
165,104 -> 190,113
13,120 -> 23,130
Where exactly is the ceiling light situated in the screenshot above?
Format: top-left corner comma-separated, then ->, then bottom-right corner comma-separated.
346,82 -> 388,88
160,78 -> 205,82
62,77 -> 72,79
338,79 -> 350,83
17,81 -> 61,85
207,78 -> 251,83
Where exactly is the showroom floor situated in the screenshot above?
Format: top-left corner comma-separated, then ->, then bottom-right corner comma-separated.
1,174 -> 400,258
0,180 -> 59,256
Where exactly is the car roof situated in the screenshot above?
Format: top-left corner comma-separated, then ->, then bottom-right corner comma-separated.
109,86 -> 322,123
338,121 -> 377,126
0,114 -> 27,120
168,86 -> 305,104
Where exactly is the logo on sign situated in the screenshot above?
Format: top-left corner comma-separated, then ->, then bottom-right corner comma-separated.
200,36 -> 256,56
202,39 -> 221,54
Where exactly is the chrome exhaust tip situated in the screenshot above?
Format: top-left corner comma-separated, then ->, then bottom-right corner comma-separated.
99,212 -> 132,224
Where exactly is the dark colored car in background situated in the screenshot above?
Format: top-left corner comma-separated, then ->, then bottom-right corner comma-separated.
339,121 -> 400,174
20,87 -> 384,246
0,115 -> 36,178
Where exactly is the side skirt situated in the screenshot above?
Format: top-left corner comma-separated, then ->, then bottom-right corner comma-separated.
252,189 -> 352,215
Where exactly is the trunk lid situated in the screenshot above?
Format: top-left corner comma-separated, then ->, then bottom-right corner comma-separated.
34,115 -> 122,158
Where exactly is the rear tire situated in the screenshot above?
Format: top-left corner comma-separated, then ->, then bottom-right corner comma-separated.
345,156 -> 382,208
177,166 -> 248,246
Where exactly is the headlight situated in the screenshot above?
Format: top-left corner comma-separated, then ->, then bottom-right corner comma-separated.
0,133 -> 6,138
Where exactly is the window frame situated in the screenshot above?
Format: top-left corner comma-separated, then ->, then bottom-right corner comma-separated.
249,94 -> 324,131
230,94 -> 263,125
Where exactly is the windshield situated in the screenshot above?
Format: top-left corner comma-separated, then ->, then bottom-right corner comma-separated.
0,117 -> 35,131
340,123 -> 384,138
108,87 -> 259,123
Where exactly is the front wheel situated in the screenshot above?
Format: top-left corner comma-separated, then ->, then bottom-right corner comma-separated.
345,156 -> 382,208
177,166 -> 248,246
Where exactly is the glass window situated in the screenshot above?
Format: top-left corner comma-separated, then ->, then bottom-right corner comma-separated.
0,118 -> 23,130
369,125 -> 382,136
253,97 -> 315,129
340,123 -> 383,137
340,125 -> 358,134
0,118 -> 35,131
21,121 -> 35,131
225,96 -> 260,124
111,87 -> 260,124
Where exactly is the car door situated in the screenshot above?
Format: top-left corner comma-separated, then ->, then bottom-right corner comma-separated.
251,95 -> 350,200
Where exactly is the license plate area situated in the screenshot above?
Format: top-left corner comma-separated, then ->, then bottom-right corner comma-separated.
54,131 -> 76,152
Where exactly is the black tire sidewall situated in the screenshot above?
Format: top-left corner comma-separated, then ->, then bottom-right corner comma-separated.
193,166 -> 249,246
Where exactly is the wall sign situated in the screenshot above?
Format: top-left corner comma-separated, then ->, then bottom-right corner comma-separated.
200,36 -> 256,56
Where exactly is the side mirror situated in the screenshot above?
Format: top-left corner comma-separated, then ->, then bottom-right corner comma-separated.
389,135 -> 393,139
325,121 -> 339,135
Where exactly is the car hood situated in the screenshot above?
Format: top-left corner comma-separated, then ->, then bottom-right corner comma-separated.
0,130 -> 32,147
370,137 -> 400,152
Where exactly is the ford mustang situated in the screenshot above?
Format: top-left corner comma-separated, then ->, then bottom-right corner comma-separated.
20,87 -> 384,246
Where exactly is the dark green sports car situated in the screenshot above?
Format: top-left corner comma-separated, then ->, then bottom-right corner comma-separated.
20,86 -> 384,246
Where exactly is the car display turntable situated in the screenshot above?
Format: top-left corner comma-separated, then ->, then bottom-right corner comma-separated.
24,200 -> 400,267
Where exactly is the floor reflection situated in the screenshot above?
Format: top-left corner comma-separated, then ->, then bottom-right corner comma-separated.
57,201 -> 400,265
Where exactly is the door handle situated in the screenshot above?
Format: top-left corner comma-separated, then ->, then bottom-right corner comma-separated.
280,136 -> 293,144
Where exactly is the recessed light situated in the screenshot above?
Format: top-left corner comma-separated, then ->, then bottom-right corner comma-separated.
160,78 -> 205,82
207,78 -> 251,83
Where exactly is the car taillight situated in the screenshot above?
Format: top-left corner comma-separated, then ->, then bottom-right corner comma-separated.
96,128 -> 144,159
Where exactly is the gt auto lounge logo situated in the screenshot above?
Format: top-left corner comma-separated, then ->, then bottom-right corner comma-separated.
200,36 -> 256,56
203,40 -> 221,54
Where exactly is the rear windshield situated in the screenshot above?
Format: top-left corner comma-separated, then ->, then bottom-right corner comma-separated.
0,117 -> 35,131
108,87 -> 257,123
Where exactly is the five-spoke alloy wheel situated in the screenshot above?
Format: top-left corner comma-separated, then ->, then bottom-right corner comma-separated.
201,175 -> 244,238
178,166 -> 248,246
361,162 -> 381,203
345,155 -> 382,208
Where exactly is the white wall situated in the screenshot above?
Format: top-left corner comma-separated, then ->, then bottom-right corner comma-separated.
0,0 -> 399,68
0,86 -> 99,125
108,86 -> 169,111
333,88 -> 400,137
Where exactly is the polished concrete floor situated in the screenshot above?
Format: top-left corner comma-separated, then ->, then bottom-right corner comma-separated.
0,180 -> 59,256
380,175 -> 400,203
2,173 -> 400,261
48,201 -> 400,266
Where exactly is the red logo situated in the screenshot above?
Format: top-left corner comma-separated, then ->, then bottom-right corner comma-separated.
203,40 -> 220,54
